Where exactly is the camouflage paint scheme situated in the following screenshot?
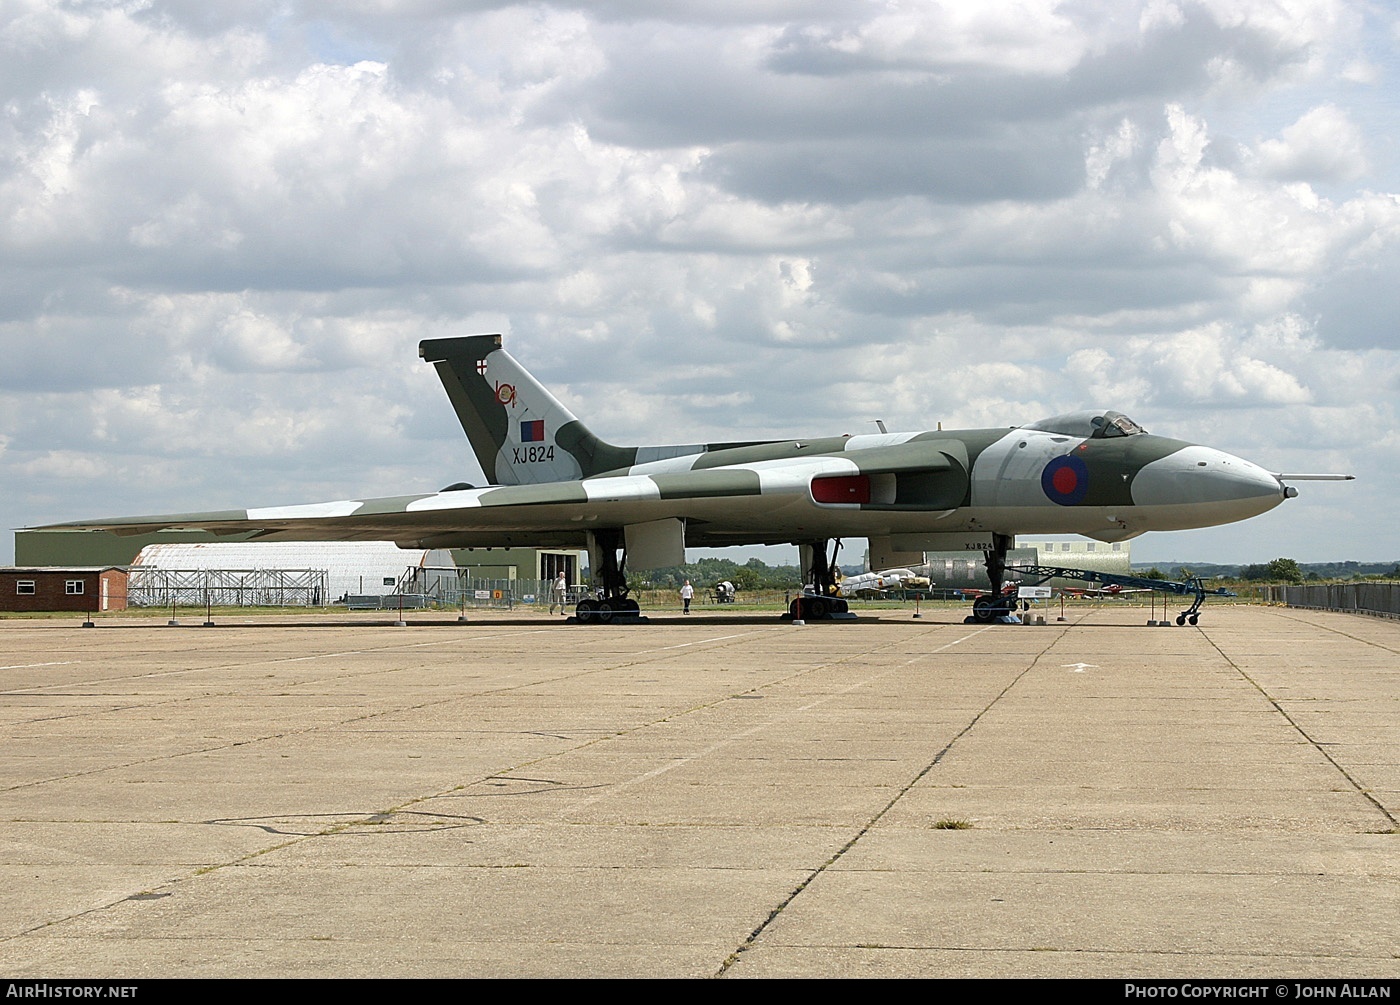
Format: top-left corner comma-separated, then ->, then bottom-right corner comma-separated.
40,334 -> 1290,551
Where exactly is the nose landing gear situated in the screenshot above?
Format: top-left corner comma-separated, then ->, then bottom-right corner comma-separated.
970,533 -> 1021,623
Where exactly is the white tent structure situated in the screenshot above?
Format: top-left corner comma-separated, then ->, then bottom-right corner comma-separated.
128,541 -> 455,607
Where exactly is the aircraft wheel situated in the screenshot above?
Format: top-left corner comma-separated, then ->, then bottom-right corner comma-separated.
576,599 -> 596,624
806,597 -> 829,620
621,598 -> 640,615
972,597 -> 996,622
1188,614 -> 1199,626
595,600 -> 615,624
1175,614 -> 1186,626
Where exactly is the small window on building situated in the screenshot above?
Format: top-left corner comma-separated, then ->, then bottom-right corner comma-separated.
1112,543 -> 1122,551
66,580 -> 85,595
1062,543 -> 1072,552
1086,543 -> 1096,552
17,581 -> 35,595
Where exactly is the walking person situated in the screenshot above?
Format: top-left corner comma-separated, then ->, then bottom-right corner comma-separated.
550,572 -> 568,616
680,579 -> 694,615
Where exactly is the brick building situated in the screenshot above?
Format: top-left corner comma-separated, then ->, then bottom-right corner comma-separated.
0,567 -> 128,613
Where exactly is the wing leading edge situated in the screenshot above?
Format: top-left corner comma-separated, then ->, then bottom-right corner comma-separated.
39,442 -> 972,550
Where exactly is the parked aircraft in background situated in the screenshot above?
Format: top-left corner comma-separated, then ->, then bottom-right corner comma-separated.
836,568 -> 930,598
1061,582 -> 1144,598
39,334 -> 1350,622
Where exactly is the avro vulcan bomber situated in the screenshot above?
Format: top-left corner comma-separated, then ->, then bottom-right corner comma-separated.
42,335 -> 1347,622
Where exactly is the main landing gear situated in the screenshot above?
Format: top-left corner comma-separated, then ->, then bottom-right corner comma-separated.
787,539 -> 857,621
971,532 -> 1021,624
573,529 -> 643,624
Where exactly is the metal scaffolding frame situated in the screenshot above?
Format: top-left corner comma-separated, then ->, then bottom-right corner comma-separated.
127,566 -> 330,608
128,562 -> 582,611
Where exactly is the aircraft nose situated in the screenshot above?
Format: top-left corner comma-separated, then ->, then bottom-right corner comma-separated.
1132,445 -> 1285,526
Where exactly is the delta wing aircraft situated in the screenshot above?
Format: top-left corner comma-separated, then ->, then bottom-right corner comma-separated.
40,334 -> 1347,622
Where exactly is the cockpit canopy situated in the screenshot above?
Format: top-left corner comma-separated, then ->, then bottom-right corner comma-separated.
1024,410 -> 1146,439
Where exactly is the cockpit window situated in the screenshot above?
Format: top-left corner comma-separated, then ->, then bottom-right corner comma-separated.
1098,412 -> 1144,438
1025,410 -> 1146,439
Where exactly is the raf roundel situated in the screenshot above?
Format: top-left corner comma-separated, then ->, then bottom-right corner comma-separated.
1041,454 -> 1089,506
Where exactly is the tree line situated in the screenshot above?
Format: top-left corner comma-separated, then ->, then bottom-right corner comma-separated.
1137,559 -> 1400,584
635,557 -> 803,592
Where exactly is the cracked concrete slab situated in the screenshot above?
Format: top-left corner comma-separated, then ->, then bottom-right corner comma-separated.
0,605 -> 1396,977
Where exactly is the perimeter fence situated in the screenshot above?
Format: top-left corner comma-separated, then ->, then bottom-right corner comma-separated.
402,572 -> 562,611
1264,582 -> 1400,619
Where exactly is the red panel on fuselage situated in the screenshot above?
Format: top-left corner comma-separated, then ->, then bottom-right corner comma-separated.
812,475 -> 871,504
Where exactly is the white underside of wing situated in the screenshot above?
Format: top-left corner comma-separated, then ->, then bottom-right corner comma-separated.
247,500 -> 364,520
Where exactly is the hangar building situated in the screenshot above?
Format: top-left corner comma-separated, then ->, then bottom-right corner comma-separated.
873,538 -> 1131,592
127,542 -> 455,607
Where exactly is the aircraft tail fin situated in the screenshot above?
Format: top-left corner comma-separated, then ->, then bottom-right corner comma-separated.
419,335 -> 638,485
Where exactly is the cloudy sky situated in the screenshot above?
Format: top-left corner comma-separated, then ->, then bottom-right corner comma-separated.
3,0 -> 1397,567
